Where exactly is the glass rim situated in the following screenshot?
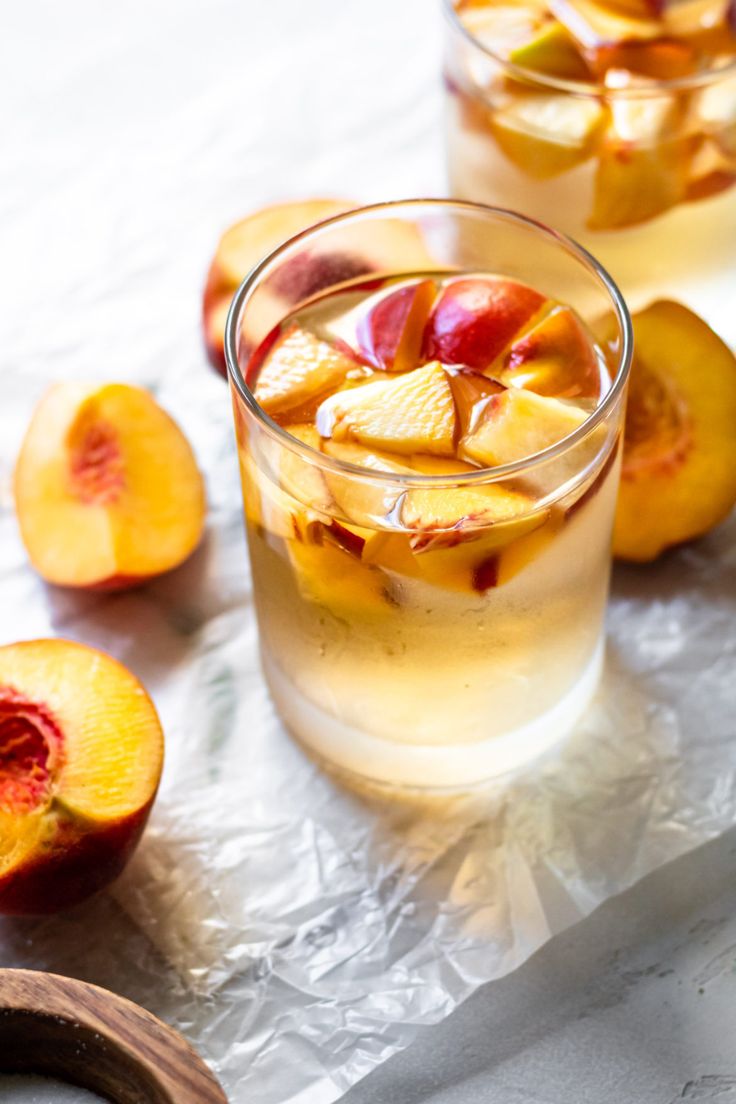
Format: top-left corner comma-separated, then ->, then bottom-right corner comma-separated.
442,0 -> 736,96
225,198 -> 633,489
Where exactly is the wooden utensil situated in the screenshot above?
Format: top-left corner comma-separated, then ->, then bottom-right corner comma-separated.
0,969 -> 228,1103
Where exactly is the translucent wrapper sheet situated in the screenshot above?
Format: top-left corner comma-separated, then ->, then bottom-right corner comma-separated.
1,360 -> 735,1103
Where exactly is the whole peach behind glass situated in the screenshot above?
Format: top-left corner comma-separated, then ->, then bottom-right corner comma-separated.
226,200 -> 632,790
443,0 -> 736,346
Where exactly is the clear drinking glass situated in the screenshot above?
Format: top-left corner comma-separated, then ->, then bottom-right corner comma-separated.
226,200 -> 632,789
443,0 -> 736,344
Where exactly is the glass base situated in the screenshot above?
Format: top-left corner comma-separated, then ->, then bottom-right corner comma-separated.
262,639 -> 604,791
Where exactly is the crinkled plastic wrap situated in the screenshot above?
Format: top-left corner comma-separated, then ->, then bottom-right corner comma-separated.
2,361 -> 735,1103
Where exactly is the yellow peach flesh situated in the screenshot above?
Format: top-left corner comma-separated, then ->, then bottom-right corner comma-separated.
15,383 -> 206,589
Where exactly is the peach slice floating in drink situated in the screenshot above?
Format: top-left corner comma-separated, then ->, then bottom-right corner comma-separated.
253,324 -> 360,418
317,361 -> 458,457
423,277 -> 546,368
356,278 -> 437,373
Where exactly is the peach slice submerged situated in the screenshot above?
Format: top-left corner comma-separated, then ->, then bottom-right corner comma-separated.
15,382 -> 205,590
613,300 -> 736,562
494,304 -> 603,399
0,639 -> 164,915
253,324 -> 360,418
489,93 -> 608,180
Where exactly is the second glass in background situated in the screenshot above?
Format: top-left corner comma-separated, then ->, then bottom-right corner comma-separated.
443,0 -> 736,344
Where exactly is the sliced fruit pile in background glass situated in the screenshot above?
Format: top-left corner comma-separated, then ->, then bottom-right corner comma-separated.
444,0 -> 736,338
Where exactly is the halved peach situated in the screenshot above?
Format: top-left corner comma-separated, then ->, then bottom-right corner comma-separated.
423,277 -> 547,368
317,361 -> 457,457
613,300 -> 736,561
356,279 -> 437,372
202,199 -> 357,375
15,383 -> 206,590
0,639 -> 164,915
494,304 -> 603,399
460,388 -> 588,467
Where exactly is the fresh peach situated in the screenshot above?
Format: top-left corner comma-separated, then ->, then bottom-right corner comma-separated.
202,199 -> 357,375
423,277 -> 547,370
317,362 -> 457,457
356,279 -> 437,373
0,639 -> 164,915
15,383 -> 205,590
446,368 -> 506,436
494,304 -> 603,399
613,300 -> 736,561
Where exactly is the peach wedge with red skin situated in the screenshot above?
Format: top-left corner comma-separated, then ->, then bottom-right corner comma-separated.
15,382 -> 205,590
613,300 -> 736,561
357,278 -> 437,373
423,277 -> 547,370
202,198 -> 357,375
494,304 -> 603,399
0,639 -> 164,915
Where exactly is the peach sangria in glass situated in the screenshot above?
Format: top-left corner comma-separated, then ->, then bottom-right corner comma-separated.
443,0 -> 736,343
226,200 -> 632,789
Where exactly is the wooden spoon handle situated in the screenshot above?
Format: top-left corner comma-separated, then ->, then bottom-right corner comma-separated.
0,969 -> 228,1104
